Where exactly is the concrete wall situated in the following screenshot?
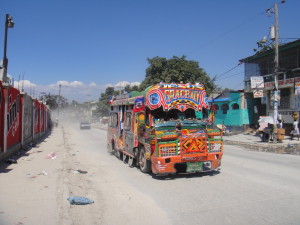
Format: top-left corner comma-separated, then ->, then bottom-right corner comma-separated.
23,94 -> 33,142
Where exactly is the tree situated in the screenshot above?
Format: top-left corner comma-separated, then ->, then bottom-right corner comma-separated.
40,93 -> 68,110
96,86 -> 120,117
124,84 -> 140,93
96,56 -> 217,115
139,55 -> 216,94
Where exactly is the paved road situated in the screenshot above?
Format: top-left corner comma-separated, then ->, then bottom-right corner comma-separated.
1,121 -> 300,225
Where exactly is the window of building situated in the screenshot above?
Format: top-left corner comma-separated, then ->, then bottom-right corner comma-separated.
212,104 -> 219,114
279,88 -> 290,109
221,104 -> 229,114
231,103 -> 239,110
267,88 -> 291,110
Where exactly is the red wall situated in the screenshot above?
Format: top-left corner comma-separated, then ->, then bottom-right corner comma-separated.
40,103 -> 45,132
6,86 -> 21,148
0,81 -> 3,152
34,100 -> 40,134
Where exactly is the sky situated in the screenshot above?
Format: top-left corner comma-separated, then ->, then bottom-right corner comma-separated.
1,0 -> 300,102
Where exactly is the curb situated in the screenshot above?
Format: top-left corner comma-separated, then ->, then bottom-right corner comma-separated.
224,140 -> 300,155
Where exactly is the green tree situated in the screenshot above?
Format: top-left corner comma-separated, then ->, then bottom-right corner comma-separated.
124,84 -> 132,93
124,84 -> 140,93
96,86 -> 119,117
40,93 -> 68,110
139,55 -> 216,94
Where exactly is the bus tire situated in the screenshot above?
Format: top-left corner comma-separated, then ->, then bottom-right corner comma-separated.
138,146 -> 151,173
116,150 -> 123,160
107,141 -> 114,155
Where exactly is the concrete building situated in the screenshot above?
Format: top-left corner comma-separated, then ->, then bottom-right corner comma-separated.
196,90 -> 251,132
240,39 -> 300,132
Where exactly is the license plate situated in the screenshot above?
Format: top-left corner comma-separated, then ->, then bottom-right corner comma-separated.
186,162 -> 203,173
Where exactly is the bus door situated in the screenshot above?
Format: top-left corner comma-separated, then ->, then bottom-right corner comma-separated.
124,111 -> 135,155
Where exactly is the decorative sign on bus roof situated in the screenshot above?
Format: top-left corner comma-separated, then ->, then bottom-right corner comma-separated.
111,97 -> 136,106
146,83 -> 208,111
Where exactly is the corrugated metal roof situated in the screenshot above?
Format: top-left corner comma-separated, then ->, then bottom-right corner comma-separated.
240,39 -> 300,63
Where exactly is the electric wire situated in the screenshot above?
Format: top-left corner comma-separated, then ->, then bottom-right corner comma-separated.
217,71 -> 244,81
186,10 -> 266,56
215,63 -> 243,80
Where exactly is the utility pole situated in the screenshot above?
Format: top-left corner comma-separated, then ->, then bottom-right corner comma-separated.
273,2 -> 279,143
2,14 -> 14,83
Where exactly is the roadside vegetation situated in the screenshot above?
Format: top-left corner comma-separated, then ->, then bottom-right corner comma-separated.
96,55 -> 218,117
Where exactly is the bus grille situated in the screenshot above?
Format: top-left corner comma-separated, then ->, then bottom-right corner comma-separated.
159,143 -> 177,157
180,136 -> 207,154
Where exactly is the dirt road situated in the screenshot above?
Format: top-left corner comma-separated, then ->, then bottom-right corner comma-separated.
0,121 -> 171,225
1,119 -> 300,225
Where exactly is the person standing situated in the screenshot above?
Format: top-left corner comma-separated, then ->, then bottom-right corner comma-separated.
290,112 -> 299,140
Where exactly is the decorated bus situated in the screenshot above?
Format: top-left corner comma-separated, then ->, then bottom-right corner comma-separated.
107,83 -> 223,176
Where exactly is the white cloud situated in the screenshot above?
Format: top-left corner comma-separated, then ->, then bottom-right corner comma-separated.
89,82 -> 97,87
114,81 -> 141,89
14,80 -> 37,89
11,79 -> 140,103
49,80 -> 84,88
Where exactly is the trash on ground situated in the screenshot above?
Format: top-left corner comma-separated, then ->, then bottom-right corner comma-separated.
29,142 -> 36,147
45,152 -> 57,159
5,158 -> 17,164
77,169 -> 88,174
67,196 -> 94,205
287,144 -> 295,148
39,171 -> 48,176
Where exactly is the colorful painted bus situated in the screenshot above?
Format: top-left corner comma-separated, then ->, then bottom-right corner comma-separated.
107,83 -> 223,175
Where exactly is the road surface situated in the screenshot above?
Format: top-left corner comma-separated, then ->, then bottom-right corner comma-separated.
0,119 -> 300,225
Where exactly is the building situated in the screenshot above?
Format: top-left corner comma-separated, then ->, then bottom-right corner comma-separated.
240,39 -> 300,131
196,90 -> 251,132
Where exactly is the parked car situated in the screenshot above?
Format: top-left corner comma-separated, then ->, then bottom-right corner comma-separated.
80,121 -> 91,130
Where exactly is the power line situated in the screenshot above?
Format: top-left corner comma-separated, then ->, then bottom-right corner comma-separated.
217,71 -> 244,81
186,11 -> 265,56
215,63 -> 243,80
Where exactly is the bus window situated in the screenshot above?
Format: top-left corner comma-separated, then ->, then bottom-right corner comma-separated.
109,113 -> 118,128
124,112 -> 132,130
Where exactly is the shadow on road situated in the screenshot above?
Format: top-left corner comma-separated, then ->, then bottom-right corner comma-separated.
0,130 -> 53,174
151,169 -> 221,180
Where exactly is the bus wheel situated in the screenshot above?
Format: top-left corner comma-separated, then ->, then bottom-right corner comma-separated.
107,142 -> 113,154
138,146 -> 151,173
123,154 -> 129,164
128,156 -> 136,167
116,150 -> 123,160
109,141 -> 115,155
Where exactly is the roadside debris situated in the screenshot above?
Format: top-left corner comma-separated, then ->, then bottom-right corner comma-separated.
77,169 -> 87,174
72,169 -> 88,174
45,152 -> 57,159
29,142 -> 36,147
67,196 -> 94,205
287,143 -> 295,148
39,171 -> 48,176
5,158 -> 17,164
